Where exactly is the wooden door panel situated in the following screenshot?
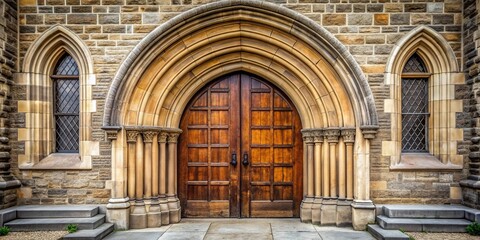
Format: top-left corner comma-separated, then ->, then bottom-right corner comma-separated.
179,72 -> 302,218
179,74 -> 240,218
241,74 -> 302,218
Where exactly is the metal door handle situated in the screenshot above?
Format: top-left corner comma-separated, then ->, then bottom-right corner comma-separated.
231,152 -> 237,166
242,152 -> 249,166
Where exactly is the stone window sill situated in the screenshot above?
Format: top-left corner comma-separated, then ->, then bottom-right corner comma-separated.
19,153 -> 91,170
390,153 -> 462,171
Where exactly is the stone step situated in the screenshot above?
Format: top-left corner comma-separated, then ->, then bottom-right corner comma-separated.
367,224 -> 409,240
382,205 -> 465,219
16,205 -> 99,219
62,223 -> 114,240
5,214 -> 106,232
376,215 -> 471,232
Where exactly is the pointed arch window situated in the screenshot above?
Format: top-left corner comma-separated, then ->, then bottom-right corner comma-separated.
51,54 -> 80,153
401,53 -> 429,152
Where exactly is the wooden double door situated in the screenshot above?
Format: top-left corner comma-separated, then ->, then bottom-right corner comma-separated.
179,72 -> 303,218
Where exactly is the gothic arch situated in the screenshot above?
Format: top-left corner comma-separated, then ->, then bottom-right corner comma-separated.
18,25 -> 97,169
103,0 -> 378,129
383,25 -> 464,168
386,25 -> 460,78
104,0 -> 379,230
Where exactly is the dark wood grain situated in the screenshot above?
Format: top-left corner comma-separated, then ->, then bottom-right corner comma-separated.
179,72 -> 302,218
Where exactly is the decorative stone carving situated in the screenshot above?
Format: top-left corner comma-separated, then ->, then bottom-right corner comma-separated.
142,131 -> 157,143
158,132 -> 168,143
301,129 -> 314,143
103,126 -> 121,141
126,130 -> 139,143
360,125 -> 378,140
341,128 -> 356,143
167,133 -> 180,143
312,129 -> 324,143
324,128 -> 340,143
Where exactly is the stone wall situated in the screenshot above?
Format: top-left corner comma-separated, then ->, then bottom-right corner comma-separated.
461,0 -> 480,209
12,0 -> 467,205
0,0 -> 20,209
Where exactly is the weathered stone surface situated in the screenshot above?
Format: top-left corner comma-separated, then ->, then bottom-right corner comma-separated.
6,0 -> 467,216
323,14 -> 345,26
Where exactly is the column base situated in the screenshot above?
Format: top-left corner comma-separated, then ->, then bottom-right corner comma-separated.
351,200 -> 375,230
336,199 -> 352,227
160,197 -> 170,225
168,196 -> 181,223
147,198 -> 161,228
320,199 -> 336,225
311,198 -> 322,225
300,197 -> 314,223
106,198 -> 130,230
130,201 -> 147,229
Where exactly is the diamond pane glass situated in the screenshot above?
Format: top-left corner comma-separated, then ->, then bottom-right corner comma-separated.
53,53 -> 79,153
403,53 -> 427,73
55,115 -> 79,152
55,80 -> 79,114
402,78 -> 428,152
55,55 -> 79,76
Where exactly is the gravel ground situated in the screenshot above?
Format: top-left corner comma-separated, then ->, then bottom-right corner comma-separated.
0,231 -> 68,240
406,232 -> 480,240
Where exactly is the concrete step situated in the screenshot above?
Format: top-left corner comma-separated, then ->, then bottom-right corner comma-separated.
5,214 -> 106,232
62,223 -> 114,240
368,224 -> 409,240
382,205 -> 465,219
376,215 -> 471,232
16,205 -> 99,219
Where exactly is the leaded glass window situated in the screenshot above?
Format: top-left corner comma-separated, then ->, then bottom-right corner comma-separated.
52,54 -> 79,153
401,53 -> 429,152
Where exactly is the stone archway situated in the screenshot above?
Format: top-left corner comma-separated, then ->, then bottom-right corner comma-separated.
103,0 -> 378,230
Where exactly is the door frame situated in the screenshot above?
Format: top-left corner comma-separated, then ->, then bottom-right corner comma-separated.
178,72 -> 303,218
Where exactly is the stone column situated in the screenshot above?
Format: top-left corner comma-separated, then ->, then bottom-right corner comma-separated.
312,129 -> 323,225
167,131 -> 181,223
158,132 -> 170,224
300,129 -> 314,223
321,128 -> 340,225
322,132 -> 330,198
337,128 -> 355,227
342,129 -> 356,200
126,130 -> 138,201
143,131 -> 161,228
105,126 -> 130,230
352,126 -> 377,230
130,131 -> 147,229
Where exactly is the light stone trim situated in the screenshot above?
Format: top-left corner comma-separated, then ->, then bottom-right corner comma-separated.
103,0 -> 379,230
109,127 -> 182,229
17,25 -> 97,169
103,0 -> 378,128
383,26 -> 464,169
299,127 -> 362,227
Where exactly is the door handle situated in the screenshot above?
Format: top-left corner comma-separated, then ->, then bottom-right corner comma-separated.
242,152 -> 249,166
231,152 -> 237,166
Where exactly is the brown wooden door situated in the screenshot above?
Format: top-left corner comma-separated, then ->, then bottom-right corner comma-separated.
179,72 -> 303,218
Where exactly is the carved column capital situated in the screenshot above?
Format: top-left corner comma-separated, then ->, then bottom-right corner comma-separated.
158,132 -> 168,143
126,130 -> 139,143
142,131 -> 157,143
312,129 -> 324,143
325,128 -> 340,143
102,126 -> 121,141
301,129 -> 314,144
167,133 -> 180,143
360,125 -> 379,140
341,128 -> 356,143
